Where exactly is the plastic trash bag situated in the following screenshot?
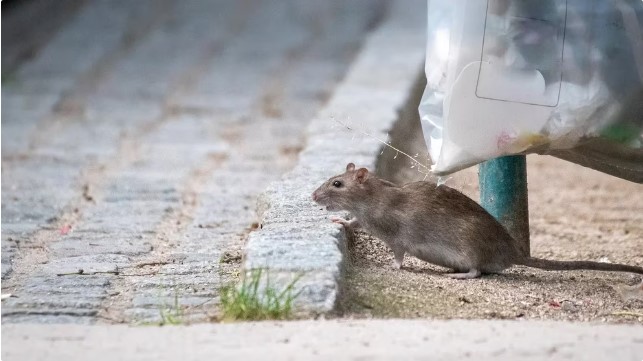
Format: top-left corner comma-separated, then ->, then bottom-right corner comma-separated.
420,0 -> 643,182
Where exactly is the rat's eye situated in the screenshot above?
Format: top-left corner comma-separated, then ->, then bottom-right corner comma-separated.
332,180 -> 342,188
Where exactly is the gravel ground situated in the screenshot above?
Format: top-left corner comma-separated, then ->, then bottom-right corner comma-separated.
339,152 -> 643,323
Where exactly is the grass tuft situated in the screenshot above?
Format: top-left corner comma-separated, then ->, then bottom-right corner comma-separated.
158,290 -> 184,326
219,268 -> 302,321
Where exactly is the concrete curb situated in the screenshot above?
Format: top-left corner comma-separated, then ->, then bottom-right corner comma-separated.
243,1 -> 426,314
3,320 -> 642,360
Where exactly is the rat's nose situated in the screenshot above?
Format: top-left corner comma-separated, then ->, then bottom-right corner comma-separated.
312,191 -> 318,201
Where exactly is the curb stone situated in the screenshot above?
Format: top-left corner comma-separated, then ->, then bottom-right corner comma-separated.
3,320 -> 642,360
243,1 -> 427,314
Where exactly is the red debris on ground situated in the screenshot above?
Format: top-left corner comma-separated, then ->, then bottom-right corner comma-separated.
60,225 -> 72,235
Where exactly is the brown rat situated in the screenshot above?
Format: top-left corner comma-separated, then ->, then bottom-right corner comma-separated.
312,162 -> 643,279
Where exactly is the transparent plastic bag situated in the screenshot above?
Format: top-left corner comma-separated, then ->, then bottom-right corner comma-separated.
420,0 -> 643,181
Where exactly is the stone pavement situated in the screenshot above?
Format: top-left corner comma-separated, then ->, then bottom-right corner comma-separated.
3,319 -> 643,361
2,0 -> 383,324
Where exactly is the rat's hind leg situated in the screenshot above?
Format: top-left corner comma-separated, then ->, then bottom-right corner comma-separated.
445,269 -> 481,279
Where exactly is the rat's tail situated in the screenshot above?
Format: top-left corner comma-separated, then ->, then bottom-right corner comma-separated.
520,257 -> 643,275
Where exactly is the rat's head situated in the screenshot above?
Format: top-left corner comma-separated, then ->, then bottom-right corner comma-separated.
312,162 -> 371,212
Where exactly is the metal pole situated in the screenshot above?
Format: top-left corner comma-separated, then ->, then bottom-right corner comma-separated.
478,155 -> 530,257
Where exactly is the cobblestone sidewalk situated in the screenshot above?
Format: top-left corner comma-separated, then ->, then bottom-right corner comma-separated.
2,0 -> 383,324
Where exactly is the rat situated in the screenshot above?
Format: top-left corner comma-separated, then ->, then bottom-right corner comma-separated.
311,163 -> 643,279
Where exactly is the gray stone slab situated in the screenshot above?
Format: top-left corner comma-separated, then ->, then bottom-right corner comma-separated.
39,255 -> 130,275
1,314 -> 96,325
3,320 -> 643,360
48,236 -> 154,258
1,274 -> 112,324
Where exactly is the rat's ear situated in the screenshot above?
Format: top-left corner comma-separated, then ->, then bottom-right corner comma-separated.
346,163 -> 356,172
355,168 -> 369,183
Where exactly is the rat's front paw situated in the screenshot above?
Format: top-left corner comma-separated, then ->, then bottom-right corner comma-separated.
330,216 -> 357,228
330,216 -> 348,227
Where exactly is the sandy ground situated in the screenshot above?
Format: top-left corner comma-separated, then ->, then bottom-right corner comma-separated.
339,153 -> 643,323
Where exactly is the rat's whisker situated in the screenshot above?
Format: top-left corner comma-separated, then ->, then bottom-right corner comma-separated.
332,118 -> 431,174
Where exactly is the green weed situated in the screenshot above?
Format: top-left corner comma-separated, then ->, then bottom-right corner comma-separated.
158,289 -> 184,326
219,268 -> 302,321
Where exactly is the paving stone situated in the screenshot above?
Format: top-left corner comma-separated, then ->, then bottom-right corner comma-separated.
40,255 -> 130,275
1,315 -> 96,325
48,235 -> 154,258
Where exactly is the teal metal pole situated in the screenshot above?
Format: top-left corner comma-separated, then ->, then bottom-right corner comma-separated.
479,155 -> 530,257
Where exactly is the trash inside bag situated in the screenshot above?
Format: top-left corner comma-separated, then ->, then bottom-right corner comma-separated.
420,0 -> 643,182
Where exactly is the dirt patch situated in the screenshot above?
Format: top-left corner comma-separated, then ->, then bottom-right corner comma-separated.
340,81 -> 643,323
341,226 -> 642,322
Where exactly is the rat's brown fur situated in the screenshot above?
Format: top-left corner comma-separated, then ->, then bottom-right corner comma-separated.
312,163 -> 643,279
